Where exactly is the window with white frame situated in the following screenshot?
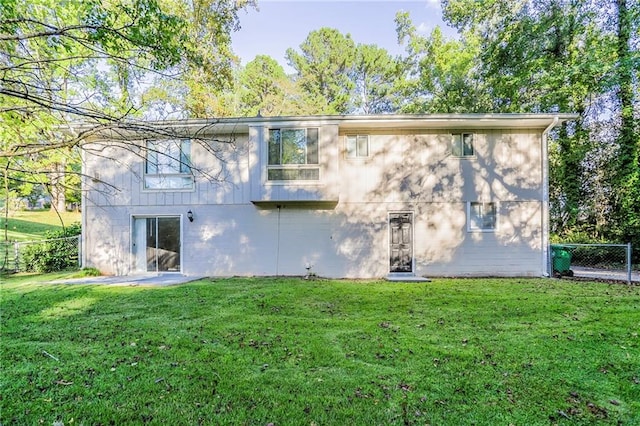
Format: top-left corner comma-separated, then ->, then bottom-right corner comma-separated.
268,128 -> 319,180
144,139 -> 193,190
468,202 -> 497,231
452,133 -> 474,157
346,134 -> 369,158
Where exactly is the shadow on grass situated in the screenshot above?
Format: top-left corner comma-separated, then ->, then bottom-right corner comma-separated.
1,277 -> 639,425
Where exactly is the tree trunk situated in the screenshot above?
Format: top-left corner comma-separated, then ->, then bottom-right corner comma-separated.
49,161 -> 67,213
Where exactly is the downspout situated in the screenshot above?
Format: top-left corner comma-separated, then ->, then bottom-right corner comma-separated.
542,116 -> 559,277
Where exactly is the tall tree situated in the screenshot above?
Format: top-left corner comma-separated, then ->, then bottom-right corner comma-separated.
286,28 -> 357,114
166,0 -> 255,118
442,0 -> 608,112
608,0 -> 640,244
1,0 -> 247,244
237,55 -> 323,117
442,0 -> 636,242
395,11 -> 488,113
351,44 -> 399,114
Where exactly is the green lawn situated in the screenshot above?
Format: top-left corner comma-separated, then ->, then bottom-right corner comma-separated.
1,209 -> 81,241
1,275 -> 639,425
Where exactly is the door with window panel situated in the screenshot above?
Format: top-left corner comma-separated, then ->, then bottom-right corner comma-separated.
389,213 -> 413,273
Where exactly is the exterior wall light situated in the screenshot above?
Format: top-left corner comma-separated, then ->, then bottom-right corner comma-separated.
187,210 -> 194,222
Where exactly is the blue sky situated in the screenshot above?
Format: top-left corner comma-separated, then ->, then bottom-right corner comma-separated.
231,0 -> 458,71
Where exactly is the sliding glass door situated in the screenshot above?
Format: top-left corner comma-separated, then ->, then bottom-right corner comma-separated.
133,216 -> 181,273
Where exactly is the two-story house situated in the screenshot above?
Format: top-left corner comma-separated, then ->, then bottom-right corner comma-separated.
81,113 -> 576,279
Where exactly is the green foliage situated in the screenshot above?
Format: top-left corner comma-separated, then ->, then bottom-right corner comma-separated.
286,28 -> 357,114
0,0 -> 248,151
443,0 -> 609,113
1,0 -> 250,222
237,55 -> 290,116
167,0 -> 256,117
1,277 -> 638,424
284,27 -> 401,114
20,223 -> 81,273
351,44 -> 399,113
395,13 -> 488,113
442,0 -> 639,247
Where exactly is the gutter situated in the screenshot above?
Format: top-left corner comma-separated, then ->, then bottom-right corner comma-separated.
541,116 -> 559,277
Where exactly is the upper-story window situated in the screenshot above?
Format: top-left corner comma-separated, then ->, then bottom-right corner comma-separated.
144,139 -> 193,190
268,128 -> 319,180
346,134 -> 369,158
452,133 -> 474,157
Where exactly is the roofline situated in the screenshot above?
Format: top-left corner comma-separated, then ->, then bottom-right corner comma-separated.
152,113 -> 579,127
73,113 -> 580,140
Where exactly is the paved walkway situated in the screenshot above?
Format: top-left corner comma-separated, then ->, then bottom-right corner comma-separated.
49,274 -> 204,287
571,266 -> 639,283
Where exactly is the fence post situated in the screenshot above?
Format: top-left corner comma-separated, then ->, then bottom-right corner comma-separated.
627,242 -> 632,285
77,235 -> 82,268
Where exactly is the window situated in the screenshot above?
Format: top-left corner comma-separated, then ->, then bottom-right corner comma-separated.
144,139 -> 193,190
452,133 -> 474,157
268,128 -> 319,180
346,134 -> 369,158
468,202 -> 497,231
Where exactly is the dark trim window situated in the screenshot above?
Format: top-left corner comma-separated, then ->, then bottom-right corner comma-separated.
144,139 -> 193,190
452,133 -> 474,157
468,202 -> 497,231
346,134 -> 369,158
268,128 -> 319,180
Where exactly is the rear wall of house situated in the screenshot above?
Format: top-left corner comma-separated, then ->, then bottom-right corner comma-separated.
82,126 -> 544,278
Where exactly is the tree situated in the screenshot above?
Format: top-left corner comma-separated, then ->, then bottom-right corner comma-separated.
442,0 -> 638,245
394,11 -> 488,113
608,0 -> 640,244
1,0 -> 248,250
351,44 -> 399,114
163,0 -> 255,118
286,28 -> 357,114
285,28 -> 401,114
238,55 -> 288,116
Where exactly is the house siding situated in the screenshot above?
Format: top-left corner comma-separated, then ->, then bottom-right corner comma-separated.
82,115 -> 570,278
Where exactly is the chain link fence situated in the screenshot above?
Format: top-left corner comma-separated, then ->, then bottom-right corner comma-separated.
2,236 -> 635,283
1,235 -> 81,273
551,243 -> 637,284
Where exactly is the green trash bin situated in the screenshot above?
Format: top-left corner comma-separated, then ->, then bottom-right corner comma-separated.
551,244 -> 573,276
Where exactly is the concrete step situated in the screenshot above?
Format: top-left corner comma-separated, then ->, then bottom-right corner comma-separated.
386,274 -> 431,282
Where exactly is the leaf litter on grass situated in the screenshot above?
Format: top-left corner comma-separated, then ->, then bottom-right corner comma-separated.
1,277 -> 639,425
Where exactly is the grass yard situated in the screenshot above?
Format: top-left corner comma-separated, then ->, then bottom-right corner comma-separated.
1,210 -> 81,242
1,275 -> 639,425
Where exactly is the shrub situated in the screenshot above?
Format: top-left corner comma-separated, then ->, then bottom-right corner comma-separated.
21,223 -> 81,273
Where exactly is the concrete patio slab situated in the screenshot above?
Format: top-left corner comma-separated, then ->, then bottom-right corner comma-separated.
48,274 -> 205,287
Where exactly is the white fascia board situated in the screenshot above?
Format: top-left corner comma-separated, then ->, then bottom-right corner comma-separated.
72,113 -> 580,140
335,113 -> 579,130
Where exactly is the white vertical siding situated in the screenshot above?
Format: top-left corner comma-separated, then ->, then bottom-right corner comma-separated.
83,122 -> 546,278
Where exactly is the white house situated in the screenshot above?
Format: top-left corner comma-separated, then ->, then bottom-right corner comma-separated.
81,114 -> 576,279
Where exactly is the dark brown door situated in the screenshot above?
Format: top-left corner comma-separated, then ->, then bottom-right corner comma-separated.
389,213 -> 413,273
